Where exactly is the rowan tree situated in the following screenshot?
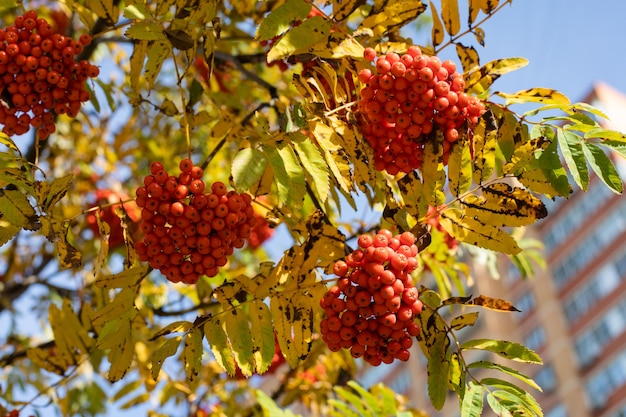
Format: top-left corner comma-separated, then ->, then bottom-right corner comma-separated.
1,1 -> 625,416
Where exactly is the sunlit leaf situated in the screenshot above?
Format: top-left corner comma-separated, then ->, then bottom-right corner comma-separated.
461,183 -> 548,227
125,21 -> 166,41
427,332 -> 450,410
456,43 -> 480,73
466,57 -> 528,95
232,148 -> 267,191
439,208 -> 521,254
267,17 -> 332,63
450,312 -> 480,330
361,0 -> 427,37
496,88 -> 570,106
461,382 -> 484,417
581,142 -> 623,194
461,339 -> 542,364
556,129 -> 589,191
255,0 -> 311,41
183,328 -> 203,381
429,1 -> 445,47
204,315 -> 236,376
441,0 -> 460,36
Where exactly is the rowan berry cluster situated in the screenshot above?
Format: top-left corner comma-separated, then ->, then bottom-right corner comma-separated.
357,46 -> 485,174
320,230 -> 423,366
0,10 -> 99,138
134,159 -> 257,285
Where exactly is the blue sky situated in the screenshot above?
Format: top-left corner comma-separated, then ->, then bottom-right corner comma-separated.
442,0 -> 626,104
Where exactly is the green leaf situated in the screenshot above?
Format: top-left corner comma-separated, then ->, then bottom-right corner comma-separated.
581,142 -> 623,194
267,17 -> 332,63
468,360 -> 542,391
255,389 -> 298,417
556,129 -> 589,191
491,389 -> 541,416
584,127 -> 626,142
333,386 -> 372,417
232,148 -> 267,191
462,339 -> 542,364
255,0 -> 311,41
0,0 -> 18,13
481,378 -> 542,415
125,21 -> 166,40
427,332 -> 450,410
461,382 -> 484,417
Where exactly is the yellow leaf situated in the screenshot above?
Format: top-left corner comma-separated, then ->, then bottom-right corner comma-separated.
271,292 -> 315,368
255,0 -> 311,41
310,120 -> 354,194
183,328 -> 203,382
439,208 -> 521,254
129,40 -> 148,95
204,315 -> 236,376
124,21 -> 166,41
461,183 -> 548,227
97,310 -> 137,382
26,347 -> 68,375
455,43 -> 480,73
447,133 -> 473,196
518,169 -> 571,199
332,0 -> 364,21
144,40 -> 171,91
151,337 -> 181,380
92,287 -> 136,328
96,265 -> 147,289
441,0 -> 460,36
421,137 -> 446,206
465,57 -> 528,95
472,111 -> 498,184
150,321 -> 194,341
429,1 -> 445,47
397,171 -> 427,219
86,0 -> 119,24
361,0 -> 427,37
468,0 -> 499,23
307,31 -> 364,59
496,88 -> 571,106
267,17 -> 332,63
249,300 -> 275,374
503,136 -> 550,175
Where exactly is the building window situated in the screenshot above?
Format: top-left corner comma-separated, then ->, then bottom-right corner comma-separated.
553,197 -> 626,291
524,326 -> 546,352
586,349 -> 626,410
535,364 -> 557,393
575,299 -> 626,367
515,291 -> 536,320
564,254 -> 626,324
545,404 -> 568,417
